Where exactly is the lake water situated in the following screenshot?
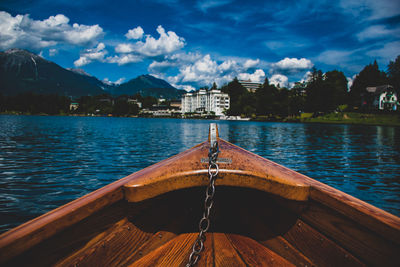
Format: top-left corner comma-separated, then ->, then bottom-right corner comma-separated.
0,115 -> 399,233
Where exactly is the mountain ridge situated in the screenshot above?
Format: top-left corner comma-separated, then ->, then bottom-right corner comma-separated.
0,49 -> 184,99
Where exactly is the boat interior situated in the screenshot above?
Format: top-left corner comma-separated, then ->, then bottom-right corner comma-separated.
0,128 -> 399,266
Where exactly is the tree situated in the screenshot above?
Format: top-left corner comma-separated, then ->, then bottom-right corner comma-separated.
387,55 -> 400,92
305,67 -> 324,112
255,77 -> 279,116
288,83 -> 306,115
349,60 -> 388,108
323,70 -> 348,111
221,78 -> 248,115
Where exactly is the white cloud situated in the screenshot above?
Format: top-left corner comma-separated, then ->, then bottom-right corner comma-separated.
366,41 -> 400,63
103,77 -> 126,85
113,25 -> 185,60
74,42 -> 107,67
271,57 -> 313,72
270,74 -> 289,87
106,54 -> 142,65
0,11 -> 104,51
243,59 -> 260,69
173,84 -> 196,92
163,53 -> 266,88
125,26 -> 144,39
115,43 -> 135,53
49,48 -> 58,56
148,60 -> 177,72
135,25 -> 185,57
357,25 -> 400,41
238,69 -> 265,83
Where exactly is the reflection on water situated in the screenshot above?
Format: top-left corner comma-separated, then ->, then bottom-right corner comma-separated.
0,115 -> 399,233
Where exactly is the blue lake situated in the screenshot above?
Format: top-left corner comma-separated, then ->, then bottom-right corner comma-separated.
0,115 -> 399,233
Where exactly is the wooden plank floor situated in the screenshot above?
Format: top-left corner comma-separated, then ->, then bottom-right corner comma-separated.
129,232 -> 294,266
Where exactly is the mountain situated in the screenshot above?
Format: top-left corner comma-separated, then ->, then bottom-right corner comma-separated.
0,49 -> 185,99
0,49 -> 108,97
113,74 -> 186,99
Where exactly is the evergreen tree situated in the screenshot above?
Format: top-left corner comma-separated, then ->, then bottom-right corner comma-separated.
349,60 -> 388,108
221,78 -> 248,115
387,55 -> 400,92
305,67 -> 324,112
323,70 -> 348,111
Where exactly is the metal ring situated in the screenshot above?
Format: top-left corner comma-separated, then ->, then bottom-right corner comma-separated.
208,163 -> 219,177
199,217 -> 210,232
206,183 -> 215,198
193,238 -> 204,254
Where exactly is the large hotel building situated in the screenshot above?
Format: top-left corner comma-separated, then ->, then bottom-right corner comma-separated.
181,89 -> 230,116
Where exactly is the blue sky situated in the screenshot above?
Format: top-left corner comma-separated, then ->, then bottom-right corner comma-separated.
1,0 -> 399,90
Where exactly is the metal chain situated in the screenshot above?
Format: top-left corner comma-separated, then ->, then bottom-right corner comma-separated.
186,140 -> 219,267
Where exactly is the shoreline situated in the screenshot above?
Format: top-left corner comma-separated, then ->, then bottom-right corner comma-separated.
1,112 -> 399,127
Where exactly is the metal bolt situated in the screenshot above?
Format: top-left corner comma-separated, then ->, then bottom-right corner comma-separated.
297,222 -> 301,227
159,233 -> 163,238
127,226 -> 131,230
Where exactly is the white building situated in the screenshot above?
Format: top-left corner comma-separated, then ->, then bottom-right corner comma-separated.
366,85 -> 398,111
181,89 -> 230,116
239,80 -> 262,92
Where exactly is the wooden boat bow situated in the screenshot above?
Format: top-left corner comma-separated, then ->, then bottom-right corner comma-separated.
123,135 -> 311,202
0,123 -> 399,267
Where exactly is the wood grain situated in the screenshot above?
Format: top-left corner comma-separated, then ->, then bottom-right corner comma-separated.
213,233 -> 247,266
301,201 -> 400,266
128,233 -> 196,267
119,231 -> 177,266
260,236 -> 314,267
123,139 -> 311,202
55,218 -> 152,267
283,219 -> 365,267
227,233 -> 295,266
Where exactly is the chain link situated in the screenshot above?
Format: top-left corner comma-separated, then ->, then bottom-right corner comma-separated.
186,141 -> 219,267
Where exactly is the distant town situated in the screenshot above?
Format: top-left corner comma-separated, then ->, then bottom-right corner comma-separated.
0,49 -> 399,125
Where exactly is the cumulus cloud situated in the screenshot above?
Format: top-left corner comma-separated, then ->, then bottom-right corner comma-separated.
112,25 -> 185,63
148,60 -> 178,72
163,53 -> 264,89
243,58 -> 260,69
106,54 -> 142,65
74,43 -> 107,67
115,43 -> 135,53
135,25 -> 185,57
238,69 -> 265,83
271,57 -> 313,73
125,26 -> 144,39
269,74 -> 289,87
0,11 -> 104,51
